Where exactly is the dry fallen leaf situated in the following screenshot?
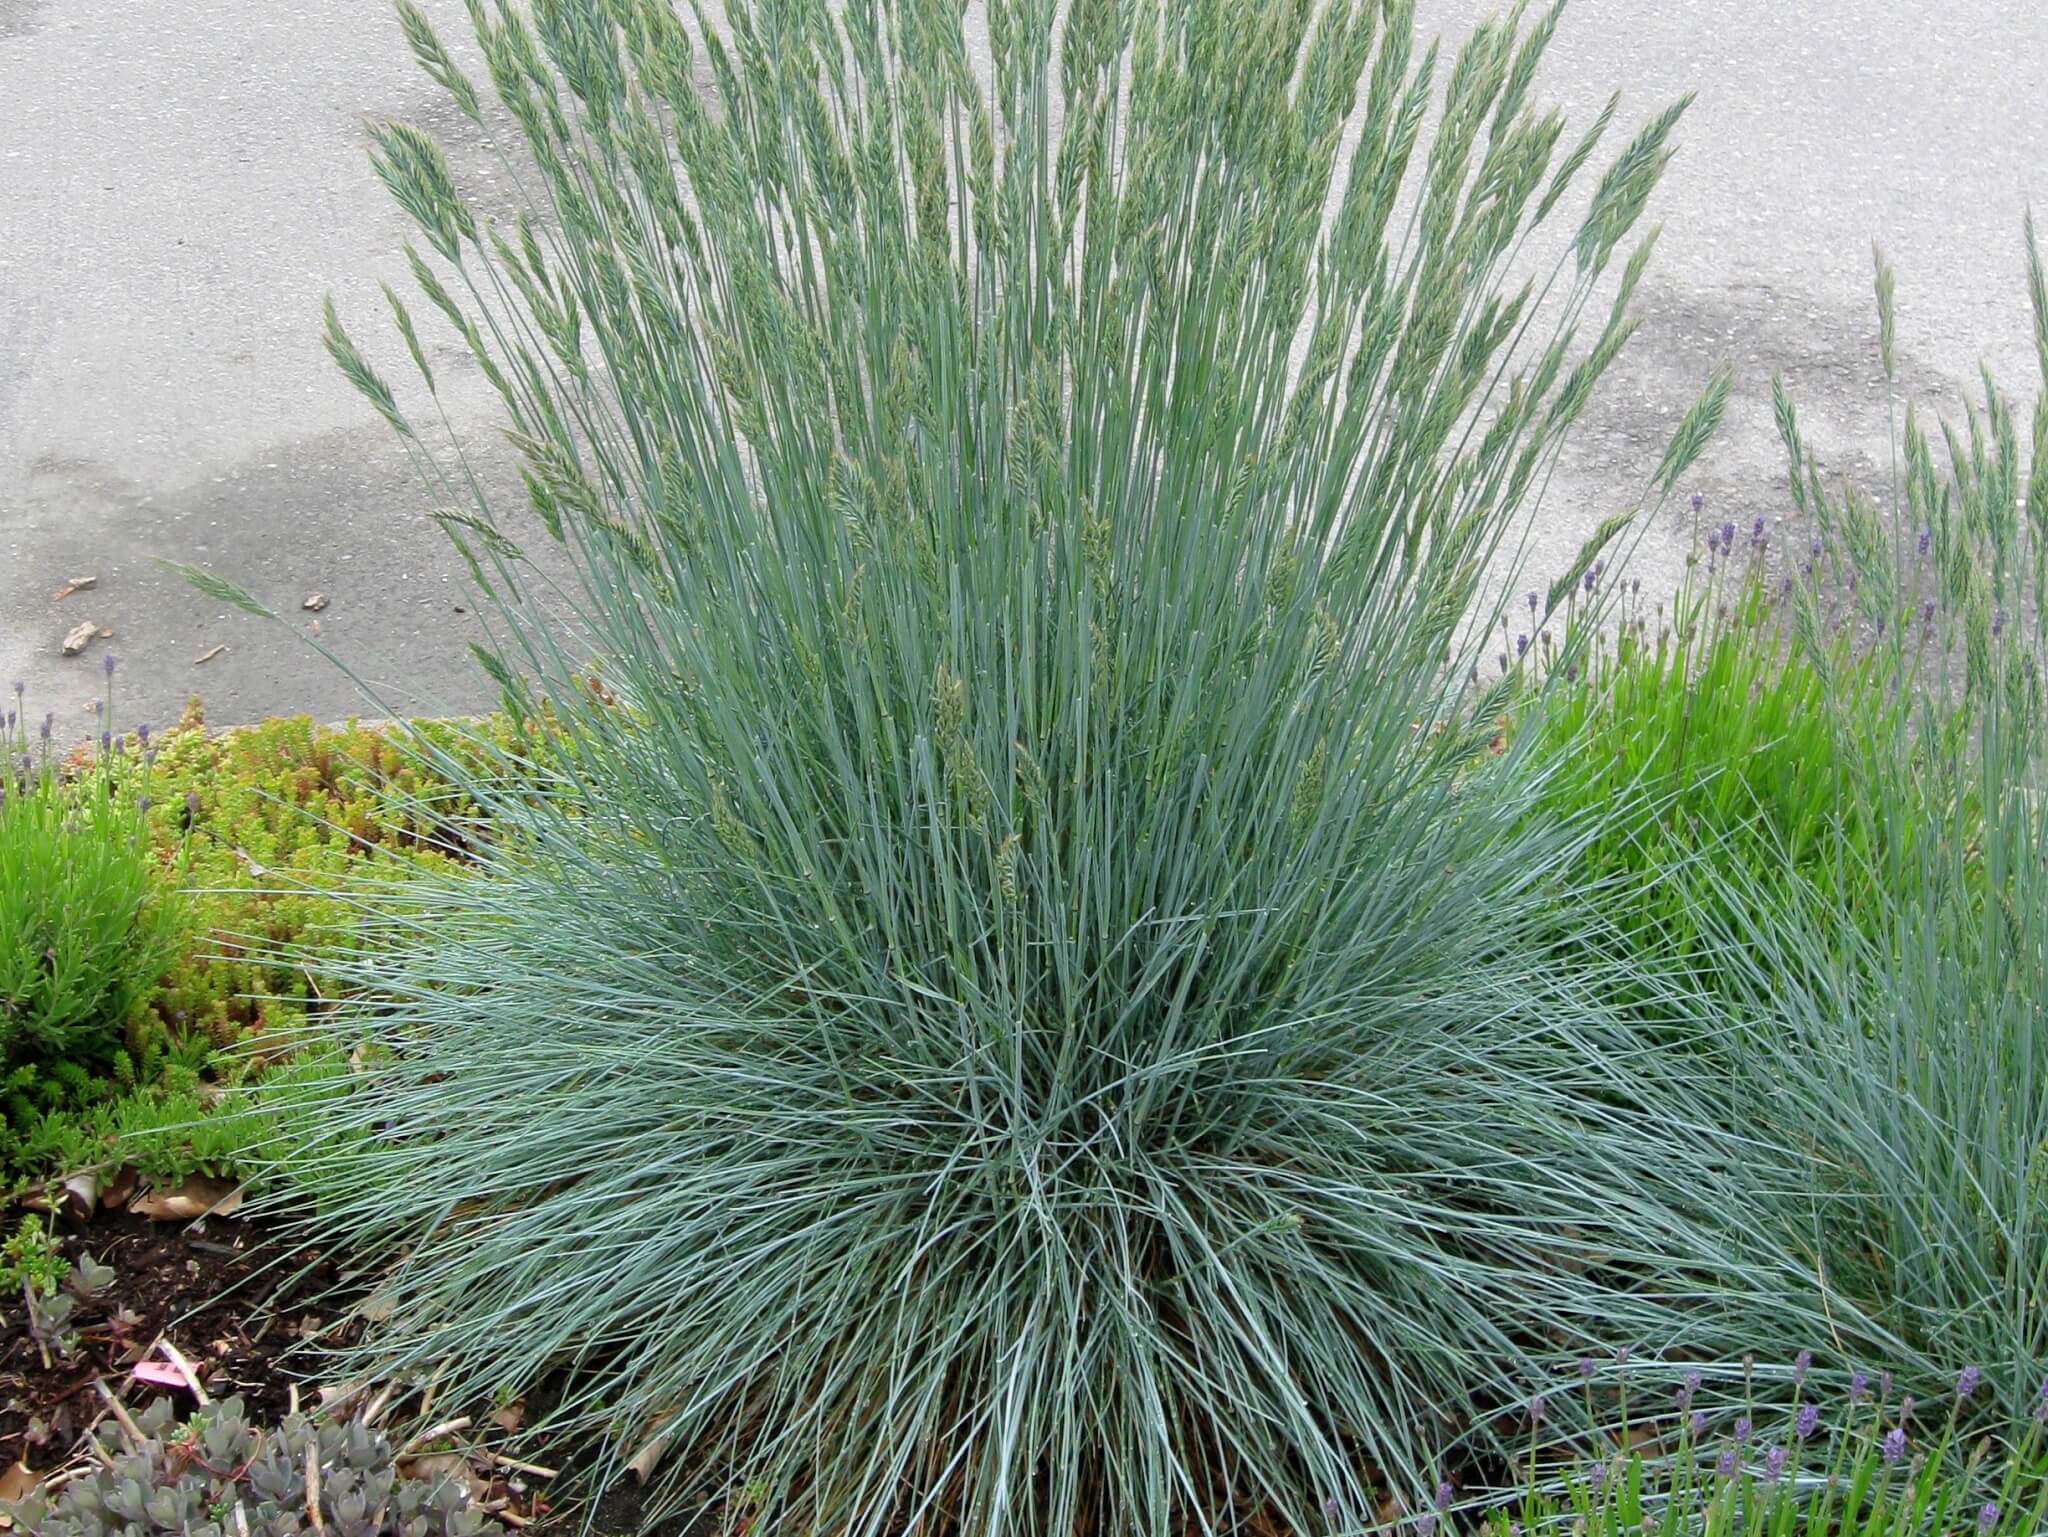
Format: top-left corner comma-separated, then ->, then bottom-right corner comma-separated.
129,1176 -> 243,1222
302,593 -> 328,612
60,620 -> 98,656
0,1460 -> 42,1510
193,644 -> 227,666
54,575 -> 97,601
396,1455 -> 489,1504
101,1165 -> 137,1210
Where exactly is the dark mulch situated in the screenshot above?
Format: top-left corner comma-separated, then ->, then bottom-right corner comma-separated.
0,1206 -> 709,1535
0,1207 -> 353,1472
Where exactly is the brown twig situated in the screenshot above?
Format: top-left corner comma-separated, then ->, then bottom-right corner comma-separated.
483,1452 -> 557,1480
157,1339 -> 212,1406
400,1418 -> 472,1454
91,1381 -> 146,1453
304,1444 -> 325,1537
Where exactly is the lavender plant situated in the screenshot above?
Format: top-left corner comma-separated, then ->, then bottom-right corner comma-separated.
1698,222 -> 2048,1413
188,0 -> 1867,1530
0,675 -> 182,1082
1477,1359 -> 2048,1537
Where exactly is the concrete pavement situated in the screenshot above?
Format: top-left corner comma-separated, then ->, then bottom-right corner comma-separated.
3,0 -> 2045,740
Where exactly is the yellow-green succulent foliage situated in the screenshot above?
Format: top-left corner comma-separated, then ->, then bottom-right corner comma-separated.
0,701 -> 520,1187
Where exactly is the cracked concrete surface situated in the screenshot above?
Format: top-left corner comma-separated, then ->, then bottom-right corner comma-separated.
3,0 -> 2045,740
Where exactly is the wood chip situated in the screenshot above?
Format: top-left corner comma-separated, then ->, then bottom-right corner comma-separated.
302,593 -> 328,611
624,1413 -> 676,1484
129,1176 -> 243,1222
53,575 -> 97,601
193,644 -> 227,666
60,621 -> 98,656
56,1173 -> 98,1223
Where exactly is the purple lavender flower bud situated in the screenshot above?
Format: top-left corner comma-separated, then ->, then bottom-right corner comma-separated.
1882,1427 -> 1905,1465
1793,1350 -> 1812,1385
1734,1416 -> 1751,1445
1631,576 -> 1641,596
1979,1504 -> 1999,1535
1921,598 -> 1936,625
1781,575 -> 1794,597
1717,1447 -> 1739,1479
137,722 -> 151,747
1528,591 -> 1539,614
1956,1366 -> 1980,1401
1435,1484 -> 1453,1515
1517,633 -> 1529,658
1691,1410 -> 1708,1439
1589,1463 -> 1609,1494
1752,514 -> 1766,542
1324,1497 -> 1342,1525
1917,528 -> 1930,557
1764,1446 -> 1785,1483
1880,1371 -> 1892,1399
2038,1375 -> 2047,1408
1615,1345 -> 1630,1366
1691,492 -> 1704,514
103,650 -> 116,678
1530,1394 -> 1547,1424
1898,1396 -> 1914,1423
138,795 -> 152,814
99,731 -> 110,754
1418,1515 -> 1438,1537
1810,538 -> 1822,558
1566,662 -> 1578,683
1850,1371 -> 1869,1402
1584,568 -> 1596,594
185,790 -> 202,818
40,712 -> 53,742
1796,1403 -> 1820,1442
1721,519 -> 1735,548
1993,609 -> 2006,638
1579,1357 -> 1597,1383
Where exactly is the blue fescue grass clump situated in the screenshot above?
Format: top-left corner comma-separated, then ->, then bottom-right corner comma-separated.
174,0 -> 1913,1529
